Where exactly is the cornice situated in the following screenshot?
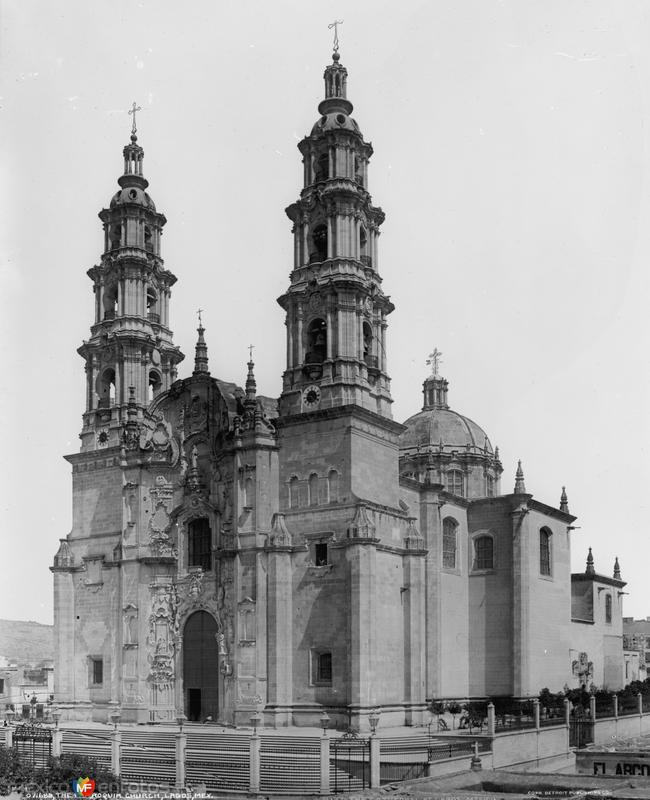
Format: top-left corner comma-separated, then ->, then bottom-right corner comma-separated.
275,403 -> 405,436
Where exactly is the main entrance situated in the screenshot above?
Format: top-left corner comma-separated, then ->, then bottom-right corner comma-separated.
183,610 -> 219,722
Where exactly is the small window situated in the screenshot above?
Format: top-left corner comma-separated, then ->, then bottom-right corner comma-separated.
289,476 -> 301,509
446,470 -> 464,497
328,470 -> 339,503
306,318 -> 327,363
91,658 -> 103,686
0,678 -> 4,694
188,517 -> 211,571
312,651 -> 332,685
309,473 -> 319,507
605,594 -> 612,624
539,528 -> 552,576
314,542 -> 328,567
442,517 -> 458,570
473,535 -> 494,570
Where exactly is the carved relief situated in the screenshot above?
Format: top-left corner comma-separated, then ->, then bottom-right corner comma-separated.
123,603 -> 138,646
148,478 -> 177,557
146,583 -> 179,690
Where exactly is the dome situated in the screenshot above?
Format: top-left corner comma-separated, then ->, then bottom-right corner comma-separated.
400,407 -> 493,455
110,186 -> 156,211
311,112 -> 361,137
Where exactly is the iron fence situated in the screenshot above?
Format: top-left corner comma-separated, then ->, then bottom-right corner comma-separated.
330,733 -> 369,793
569,717 -> 594,749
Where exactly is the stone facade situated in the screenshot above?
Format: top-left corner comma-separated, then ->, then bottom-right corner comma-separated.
52,49 -> 628,730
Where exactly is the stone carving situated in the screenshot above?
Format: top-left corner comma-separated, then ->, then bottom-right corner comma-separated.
572,651 -> 593,684
148,479 -> 176,557
268,513 -> 292,547
188,569 -> 204,600
147,583 -> 179,689
347,504 -> 376,539
53,539 -> 74,568
123,604 -> 138,646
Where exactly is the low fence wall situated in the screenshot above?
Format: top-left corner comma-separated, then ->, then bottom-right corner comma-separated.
593,712 -> 650,743
492,724 -> 570,770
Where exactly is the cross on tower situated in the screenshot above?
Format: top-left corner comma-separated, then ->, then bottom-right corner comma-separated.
128,101 -> 141,135
328,19 -> 344,52
248,344 -> 255,361
426,349 -> 443,377
197,308 -> 204,326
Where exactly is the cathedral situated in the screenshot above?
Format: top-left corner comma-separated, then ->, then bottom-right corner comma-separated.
51,46 -> 626,729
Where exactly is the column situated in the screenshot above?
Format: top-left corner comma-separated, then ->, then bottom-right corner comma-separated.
296,306 -> 304,365
303,221 -> 309,263
403,549 -> 426,725
369,736 -> 380,789
533,699 -> 540,730
249,729 -> 261,793
326,307 -> 333,360
487,703 -> 495,736
320,733 -> 330,795
52,570 -> 75,702
111,728 -> 122,777
327,217 -> 333,259
175,730 -> 187,789
293,227 -> 300,268
347,541 -> 377,726
266,547 -> 293,726
512,505 -> 531,696
52,728 -> 62,757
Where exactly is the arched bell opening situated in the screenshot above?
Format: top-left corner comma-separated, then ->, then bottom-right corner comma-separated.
109,223 -> 122,251
362,321 -> 373,366
314,152 -> 329,183
147,288 -> 159,323
103,283 -> 118,320
148,370 -> 162,403
182,610 -> 219,722
305,318 -> 327,365
310,224 -> 328,263
96,368 -> 116,409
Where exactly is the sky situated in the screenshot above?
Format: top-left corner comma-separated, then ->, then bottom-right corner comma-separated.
1,0 -> 649,625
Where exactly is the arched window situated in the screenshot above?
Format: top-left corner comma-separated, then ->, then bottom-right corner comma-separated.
314,152 -> 329,182
110,224 -> 121,250
289,476 -> 300,509
362,321 -> 374,366
309,473 -> 319,506
442,517 -> 458,569
473,535 -> 494,570
306,318 -> 327,363
148,371 -> 161,403
328,469 -> 339,503
188,517 -> 211,571
605,594 -> 612,624
144,225 -> 153,252
539,528 -> 552,576
147,288 -> 159,323
311,224 -> 328,262
103,283 -> 118,320
245,477 -> 254,508
446,470 -> 464,497
97,369 -> 116,408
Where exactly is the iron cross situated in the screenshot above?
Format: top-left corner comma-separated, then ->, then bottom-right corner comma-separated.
426,349 -> 443,377
328,20 -> 344,52
248,344 -> 255,361
128,101 -> 141,135
197,308 -> 204,326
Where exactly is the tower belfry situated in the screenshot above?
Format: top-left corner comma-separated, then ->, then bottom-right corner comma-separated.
279,46 -> 393,417
78,113 -> 184,450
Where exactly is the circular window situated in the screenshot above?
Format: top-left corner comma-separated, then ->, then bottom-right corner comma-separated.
336,114 -> 346,125
129,189 -> 137,199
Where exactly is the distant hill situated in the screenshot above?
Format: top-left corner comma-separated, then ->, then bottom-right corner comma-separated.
0,619 -> 54,665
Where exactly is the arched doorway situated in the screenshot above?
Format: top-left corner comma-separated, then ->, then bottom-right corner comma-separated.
182,611 -> 219,722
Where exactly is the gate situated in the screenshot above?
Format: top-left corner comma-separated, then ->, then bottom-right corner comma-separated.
331,732 -> 369,793
569,717 -> 594,749
12,723 -> 53,768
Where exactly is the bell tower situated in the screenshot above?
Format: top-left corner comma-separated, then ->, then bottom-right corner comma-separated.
77,110 -> 184,451
279,47 -> 393,417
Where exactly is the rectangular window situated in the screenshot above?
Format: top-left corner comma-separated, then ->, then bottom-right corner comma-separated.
317,652 -> 332,684
91,658 -> 103,685
605,594 -> 612,624
188,517 -> 212,571
473,536 -> 494,570
314,542 -> 328,566
0,679 -> 4,694
311,650 -> 332,686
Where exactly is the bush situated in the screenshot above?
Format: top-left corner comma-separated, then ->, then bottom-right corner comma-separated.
0,747 -> 119,796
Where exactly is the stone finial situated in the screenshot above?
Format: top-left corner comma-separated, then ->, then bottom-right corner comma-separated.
514,460 -> 526,494
494,446 -> 500,463
560,486 -> 569,514
586,547 -> 595,576
347,504 -> 376,539
404,518 -> 424,550
613,557 -> 621,580
53,539 -> 74,568
269,513 -> 292,548
244,356 -> 257,426
193,324 -> 210,375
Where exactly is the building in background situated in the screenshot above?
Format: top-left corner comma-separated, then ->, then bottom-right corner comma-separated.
51,47 -> 629,729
